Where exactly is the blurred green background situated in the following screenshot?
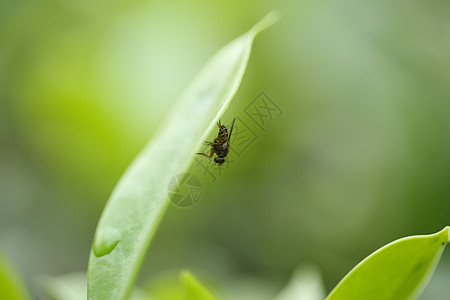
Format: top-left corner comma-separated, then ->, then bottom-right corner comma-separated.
1,0 -> 450,299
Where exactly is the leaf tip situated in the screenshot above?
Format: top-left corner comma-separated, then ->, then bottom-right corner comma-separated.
250,11 -> 281,37
443,226 -> 450,244
180,270 -> 191,280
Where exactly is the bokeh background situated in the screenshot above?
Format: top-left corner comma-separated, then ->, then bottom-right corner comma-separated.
1,0 -> 450,299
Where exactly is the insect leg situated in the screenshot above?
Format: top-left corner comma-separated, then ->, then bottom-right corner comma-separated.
214,135 -> 227,143
219,125 -> 227,137
196,148 -> 216,159
208,148 -> 216,158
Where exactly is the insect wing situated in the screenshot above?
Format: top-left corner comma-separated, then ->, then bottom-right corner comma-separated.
227,117 -> 236,146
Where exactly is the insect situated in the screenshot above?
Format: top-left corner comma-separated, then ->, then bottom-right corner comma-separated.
196,118 -> 236,165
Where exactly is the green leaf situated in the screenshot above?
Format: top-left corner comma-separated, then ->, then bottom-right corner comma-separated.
181,270 -> 219,300
38,272 -> 150,300
144,270 -> 219,300
0,251 -> 30,300
38,272 -> 87,300
274,264 -> 325,300
326,226 -> 450,300
87,12 -> 279,300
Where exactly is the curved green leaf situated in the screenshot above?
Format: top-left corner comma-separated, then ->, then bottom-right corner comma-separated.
38,272 -> 150,300
87,12 -> 279,300
0,251 -> 30,300
275,264 -> 325,300
38,272 -> 87,300
326,226 -> 449,300
181,270 -> 219,300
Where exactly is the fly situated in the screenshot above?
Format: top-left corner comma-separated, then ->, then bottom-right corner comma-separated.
196,118 -> 236,165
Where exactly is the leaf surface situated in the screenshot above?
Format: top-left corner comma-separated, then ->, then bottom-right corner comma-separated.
181,270 -> 219,300
87,12 -> 279,300
0,251 -> 30,300
326,227 -> 449,300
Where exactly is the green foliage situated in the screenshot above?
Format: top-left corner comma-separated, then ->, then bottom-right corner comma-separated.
326,227 -> 449,300
3,1 -> 450,299
0,251 -> 30,300
87,12 -> 279,300
274,264 -> 325,300
38,272 -> 149,300
141,270 -> 218,300
39,272 -> 94,300
181,271 -> 219,300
